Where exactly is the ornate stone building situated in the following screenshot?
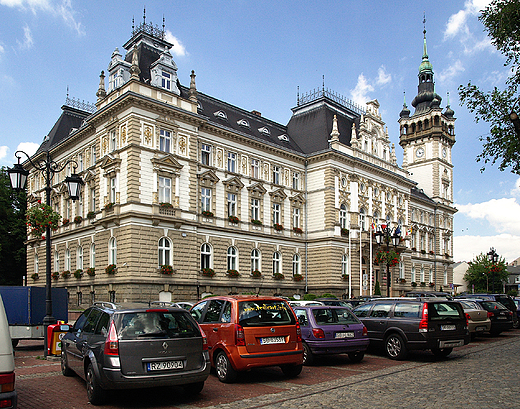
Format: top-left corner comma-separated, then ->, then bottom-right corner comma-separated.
25,18 -> 456,306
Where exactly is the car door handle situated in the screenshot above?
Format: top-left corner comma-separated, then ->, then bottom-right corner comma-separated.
212,328 -> 218,332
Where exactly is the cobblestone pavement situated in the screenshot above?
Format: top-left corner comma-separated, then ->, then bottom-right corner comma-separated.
15,330 -> 519,408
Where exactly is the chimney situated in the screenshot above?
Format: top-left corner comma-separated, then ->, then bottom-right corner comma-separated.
251,110 -> 262,117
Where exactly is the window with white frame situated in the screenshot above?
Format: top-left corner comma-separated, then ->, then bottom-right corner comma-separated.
293,207 -> 300,229
109,237 -> 117,265
77,246 -> 83,270
272,203 -> 281,225
66,199 -> 71,219
158,176 -> 171,203
411,266 -> 416,283
342,254 -> 349,276
90,243 -> 95,268
227,152 -> 236,173
200,243 -> 212,270
160,129 -> 171,153
420,266 -> 425,283
201,187 -> 211,212
251,198 -> 260,221
227,247 -> 238,271
429,268 -> 433,283
158,237 -> 171,266
251,159 -> 259,179
79,154 -> 83,172
272,166 -> 280,185
65,248 -> 70,271
340,204 -> 348,228
110,177 -> 117,203
292,254 -> 300,276
227,193 -> 236,217
110,130 -> 117,151
359,208 -> 366,231
91,145 -> 97,166
34,254 -> 39,275
54,251 -> 59,272
201,144 -> 211,166
399,262 -> 405,279
90,188 -> 96,212
251,249 -> 260,272
162,71 -> 171,90
292,172 -> 300,190
272,252 -> 281,275
444,268 -> 448,285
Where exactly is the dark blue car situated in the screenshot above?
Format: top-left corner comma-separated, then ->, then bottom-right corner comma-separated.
292,306 -> 369,365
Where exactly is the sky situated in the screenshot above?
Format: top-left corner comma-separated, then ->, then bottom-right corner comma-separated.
0,0 -> 519,264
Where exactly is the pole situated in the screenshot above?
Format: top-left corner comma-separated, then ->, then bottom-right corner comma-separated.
386,240 -> 391,297
43,152 -> 55,357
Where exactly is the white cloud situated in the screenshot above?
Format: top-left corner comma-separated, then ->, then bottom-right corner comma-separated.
350,74 -> 374,106
444,0 -> 492,40
165,30 -> 186,57
511,177 -> 520,197
15,142 -> 39,157
376,65 -> 391,85
17,24 -> 33,50
437,59 -> 465,83
0,146 -> 8,161
0,43 -> 4,54
454,234 -> 520,263
456,198 -> 520,235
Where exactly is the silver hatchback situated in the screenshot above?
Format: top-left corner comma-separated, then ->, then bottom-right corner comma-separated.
61,302 -> 210,405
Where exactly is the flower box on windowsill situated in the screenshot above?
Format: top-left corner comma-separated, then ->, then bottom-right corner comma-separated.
429,282 -> 435,287
61,270 -> 71,279
273,273 -> 284,280
227,269 -> 240,278
399,278 -> 406,284
62,218 -> 70,227
228,216 -> 240,224
201,211 -> 214,218
341,274 -> 349,281
87,211 -> 96,220
86,268 -> 95,277
74,216 -> 83,225
251,270 -> 262,278
341,228 -> 349,237
201,268 -> 215,278
273,223 -> 284,232
52,272 -> 59,280
105,264 -> 117,275
31,273 -> 39,280
74,269 -> 83,279
293,274 -> 304,282
420,282 -> 426,287
293,227 -> 303,235
160,265 -> 174,275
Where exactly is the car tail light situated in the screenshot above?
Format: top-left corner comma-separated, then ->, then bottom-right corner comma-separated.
295,321 -> 302,342
103,320 -> 119,356
312,328 -> 325,339
0,398 -> 13,408
419,303 -> 428,333
198,325 -> 208,351
362,326 -> 368,336
0,372 -> 14,393
235,324 -> 245,346
487,312 -> 493,319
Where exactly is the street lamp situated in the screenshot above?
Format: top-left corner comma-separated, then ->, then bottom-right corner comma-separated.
375,224 -> 401,297
487,247 -> 499,293
8,150 -> 83,357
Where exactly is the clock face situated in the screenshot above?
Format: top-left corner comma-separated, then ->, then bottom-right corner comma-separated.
416,147 -> 424,158
442,148 -> 447,158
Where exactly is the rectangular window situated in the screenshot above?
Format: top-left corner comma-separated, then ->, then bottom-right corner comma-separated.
293,207 -> 300,228
110,177 -> 117,203
201,188 -> 211,212
251,198 -> 260,221
110,130 -> 117,151
162,71 -> 171,90
292,172 -> 300,190
79,154 -> 83,172
90,188 -> 96,212
227,193 -> 236,217
91,145 -> 96,166
160,129 -> 171,153
251,159 -> 259,179
272,203 -> 280,225
158,176 -> 172,203
272,166 -> 280,185
201,144 -> 211,166
227,152 -> 236,173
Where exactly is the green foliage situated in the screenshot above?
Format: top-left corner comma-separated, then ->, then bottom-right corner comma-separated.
0,168 -> 27,285
303,293 -> 317,301
26,201 -> 61,235
458,0 -> 520,174
463,253 -> 509,292
507,288 -> 518,297
374,280 -> 381,296
321,293 -> 336,299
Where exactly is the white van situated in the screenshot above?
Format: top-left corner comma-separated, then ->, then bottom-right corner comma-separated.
0,294 -> 17,408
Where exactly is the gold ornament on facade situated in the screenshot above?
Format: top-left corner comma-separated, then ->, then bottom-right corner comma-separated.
217,150 -> 223,168
264,164 -> 269,180
102,137 -> 108,154
179,137 -> 186,154
121,126 -> 127,144
144,127 -> 152,144
242,158 -> 247,174
284,170 -> 289,186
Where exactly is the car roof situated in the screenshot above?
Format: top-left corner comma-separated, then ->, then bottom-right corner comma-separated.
198,295 -> 286,302
291,305 -> 352,310
91,301 -> 187,313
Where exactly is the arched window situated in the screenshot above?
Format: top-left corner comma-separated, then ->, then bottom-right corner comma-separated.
227,246 -> 238,271
339,204 -> 348,228
77,246 -> 83,270
109,237 -> 117,265
65,248 -> 71,271
200,243 -> 212,270
292,254 -> 300,276
158,237 -> 171,266
272,252 -> 281,275
341,254 -> 349,276
90,243 -> 95,268
251,249 -> 260,272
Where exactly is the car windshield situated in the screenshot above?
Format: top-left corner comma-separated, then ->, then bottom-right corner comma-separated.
429,302 -> 464,320
459,301 -> 480,310
312,308 -> 359,325
238,300 -> 295,327
119,311 -> 200,339
480,301 -> 507,311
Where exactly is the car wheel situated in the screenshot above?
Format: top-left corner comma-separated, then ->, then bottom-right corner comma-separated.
86,362 -> 106,405
280,364 -> 303,378
385,333 -> 407,360
215,351 -> 237,383
431,347 -> 453,359
61,351 -> 74,377
490,330 -> 502,336
302,342 -> 314,366
470,332 -> 477,341
184,381 -> 204,395
513,319 -> 519,329
348,351 -> 365,363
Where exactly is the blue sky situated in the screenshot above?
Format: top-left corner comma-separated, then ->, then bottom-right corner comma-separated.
1,0 -> 519,263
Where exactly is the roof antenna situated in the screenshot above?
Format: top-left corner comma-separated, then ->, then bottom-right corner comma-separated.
297,86 -> 300,106
322,75 -> 325,91
143,6 -> 146,24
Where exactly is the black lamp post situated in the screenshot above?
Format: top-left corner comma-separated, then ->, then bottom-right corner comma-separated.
8,150 -> 83,357
375,224 -> 401,297
487,247 -> 499,293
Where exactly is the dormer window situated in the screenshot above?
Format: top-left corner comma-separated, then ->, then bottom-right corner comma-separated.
278,134 -> 289,141
214,110 -> 227,120
237,119 -> 250,128
162,71 -> 172,90
258,127 -> 270,135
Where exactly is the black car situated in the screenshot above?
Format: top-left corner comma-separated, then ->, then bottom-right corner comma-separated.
314,298 -> 353,307
462,299 -> 513,335
457,294 -> 518,329
405,291 -> 453,300
352,298 -> 470,360
61,302 -> 211,405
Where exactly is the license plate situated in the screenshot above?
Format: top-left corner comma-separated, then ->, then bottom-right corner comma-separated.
497,316 -> 507,320
260,336 -> 285,345
439,339 -> 464,348
147,360 -> 183,371
475,326 -> 486,331
441,325 -> 456,330
335,332 -> 355,339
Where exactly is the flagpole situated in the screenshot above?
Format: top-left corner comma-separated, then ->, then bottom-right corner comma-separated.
370,223 -> 374,295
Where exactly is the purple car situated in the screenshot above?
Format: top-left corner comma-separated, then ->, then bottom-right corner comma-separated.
292,306 -> 369,365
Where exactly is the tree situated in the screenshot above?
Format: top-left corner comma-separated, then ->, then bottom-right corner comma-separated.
458,0 -> 520,174
0,167 -> 27,285
374,280 -> 381,296
463,253 -> 509,293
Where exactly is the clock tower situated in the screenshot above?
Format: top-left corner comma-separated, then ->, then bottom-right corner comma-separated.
399,25 -> 456,206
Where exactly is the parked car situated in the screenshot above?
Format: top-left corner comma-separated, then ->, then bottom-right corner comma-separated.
61,301 -> 210,405
190,295 -> 303,383
175,301 -> 195,311
352,298 -> 470,360
288,300 -> 324,307
456,300 -> 492,339
0,294 -> 17,409
314,298 -> 353,307
514,298 -> 520,324
462,299 -> 513,336
457,294 -> 518,329
341,299 -> 366,309
405,291 -> 453,299
292,306 -> 369,365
